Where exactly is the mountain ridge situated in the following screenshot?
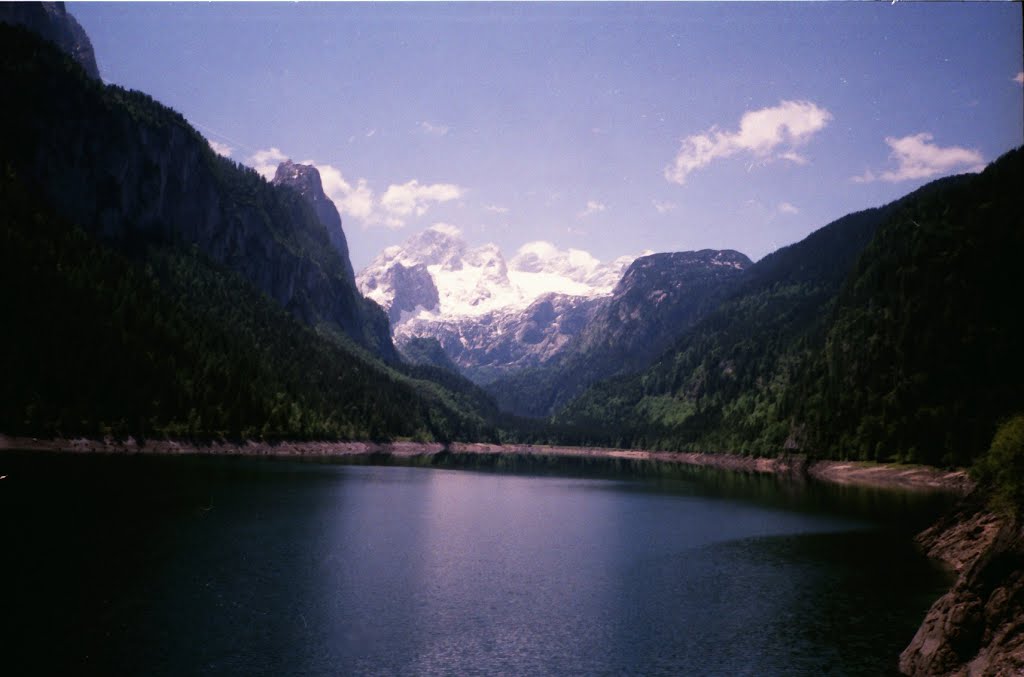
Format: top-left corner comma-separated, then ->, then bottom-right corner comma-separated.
0,2 -> 99,79
358,225 -> 641,382
555,149 -> 1024,468
358,225 -> 636,321
1,21 -> 394,361
0,19 -> 501,441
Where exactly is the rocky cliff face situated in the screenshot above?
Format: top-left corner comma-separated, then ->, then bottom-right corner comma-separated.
362,261 -> 440,326
900,503 -> 1024,676
3,23 -> 395,360
488,249 -> 752,417
572,249 -> 752,369
0,2 -> 100,79
397,292 -> 606,383
272,160 -> 355,282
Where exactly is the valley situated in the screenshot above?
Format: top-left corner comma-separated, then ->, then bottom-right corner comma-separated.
2,3 -> 1022,675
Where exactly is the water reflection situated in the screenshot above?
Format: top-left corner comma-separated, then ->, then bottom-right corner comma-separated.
0,453 -> 951,676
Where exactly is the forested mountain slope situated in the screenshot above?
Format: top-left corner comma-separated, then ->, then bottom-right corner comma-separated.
557,150 -> 1023,467
0,21 -> 393,360
0,21 -> 499,442
795,148 -> 1024,465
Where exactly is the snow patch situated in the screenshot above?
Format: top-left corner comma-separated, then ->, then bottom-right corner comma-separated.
357,227 -> 641,325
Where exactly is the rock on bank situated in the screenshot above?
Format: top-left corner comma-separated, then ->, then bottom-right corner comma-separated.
900,501 -> 1024,675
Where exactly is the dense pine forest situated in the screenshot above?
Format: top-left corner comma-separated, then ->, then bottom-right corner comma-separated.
555,150 -> 1024,468
0,169 -> 499,442
0,23 -> 499,443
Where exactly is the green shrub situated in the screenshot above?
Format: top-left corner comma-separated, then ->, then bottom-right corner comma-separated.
973,414 -> 1024,517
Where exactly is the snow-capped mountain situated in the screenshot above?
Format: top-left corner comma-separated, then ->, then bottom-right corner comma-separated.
357,224 -> 640,381
487,249 -> 754,417
359,224 -> 635,321
397,292 -> 608,383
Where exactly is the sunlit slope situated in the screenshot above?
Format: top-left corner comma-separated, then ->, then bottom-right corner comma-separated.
558,149 -> 1024,466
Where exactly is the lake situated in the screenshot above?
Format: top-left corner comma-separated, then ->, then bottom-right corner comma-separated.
0,452 -> 952,675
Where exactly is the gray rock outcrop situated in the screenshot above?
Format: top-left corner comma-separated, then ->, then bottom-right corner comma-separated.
0,2 -> 100,79
900,504 -> 1024,676
272,160 -> 355,282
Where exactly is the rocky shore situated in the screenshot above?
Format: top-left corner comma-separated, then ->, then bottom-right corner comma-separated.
899,500 -> 1024,676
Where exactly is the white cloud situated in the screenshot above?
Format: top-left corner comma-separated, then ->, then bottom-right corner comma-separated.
578,200 -> 606,218
1015,72 -> 1024,85
653,200 -> 677,214
850,168 -> 876,183
778,150 -> 809,165
341,179 -> 376,221
485,204 -> 509,214
852,133 -> 985,183
665,100 -> 832,184
249,147 -> 289,179
419,121 -> 450,136
249,149 -> 463,230
507,240 -> 638,293
208,139 -> 233,158
777,201 -> 800,215
380,180 -> 464,219
511,241 -> 600,277
429,223 -> 462,237
313,163 -> 377,222
321,173 -> 462,230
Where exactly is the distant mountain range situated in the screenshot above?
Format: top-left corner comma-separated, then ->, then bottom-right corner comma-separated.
358,227 -> 634,323
356,227 -> 752,392
357,226 -> 639,382
359,144 -> 1023,468
2,3 -> 1021,469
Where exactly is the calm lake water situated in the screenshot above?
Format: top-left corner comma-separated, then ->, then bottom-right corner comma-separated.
0,453 -> 952,676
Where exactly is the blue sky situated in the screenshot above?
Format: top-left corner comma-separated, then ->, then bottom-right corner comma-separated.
70,2 -> 1023,271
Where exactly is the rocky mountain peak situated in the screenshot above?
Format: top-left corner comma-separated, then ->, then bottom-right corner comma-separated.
614,249 -> 752,296
0,2 -> 100,79
602,250 -> 752,329
273,160 -> 325,198
361,261 -> 440,326
272,160 -> 354,282
404,225 -> 468,270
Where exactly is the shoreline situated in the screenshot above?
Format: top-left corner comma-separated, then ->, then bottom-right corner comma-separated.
0,434 -> 973,495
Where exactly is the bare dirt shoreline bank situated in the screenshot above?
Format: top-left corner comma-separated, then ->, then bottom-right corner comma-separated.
0,434 -> 973,495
